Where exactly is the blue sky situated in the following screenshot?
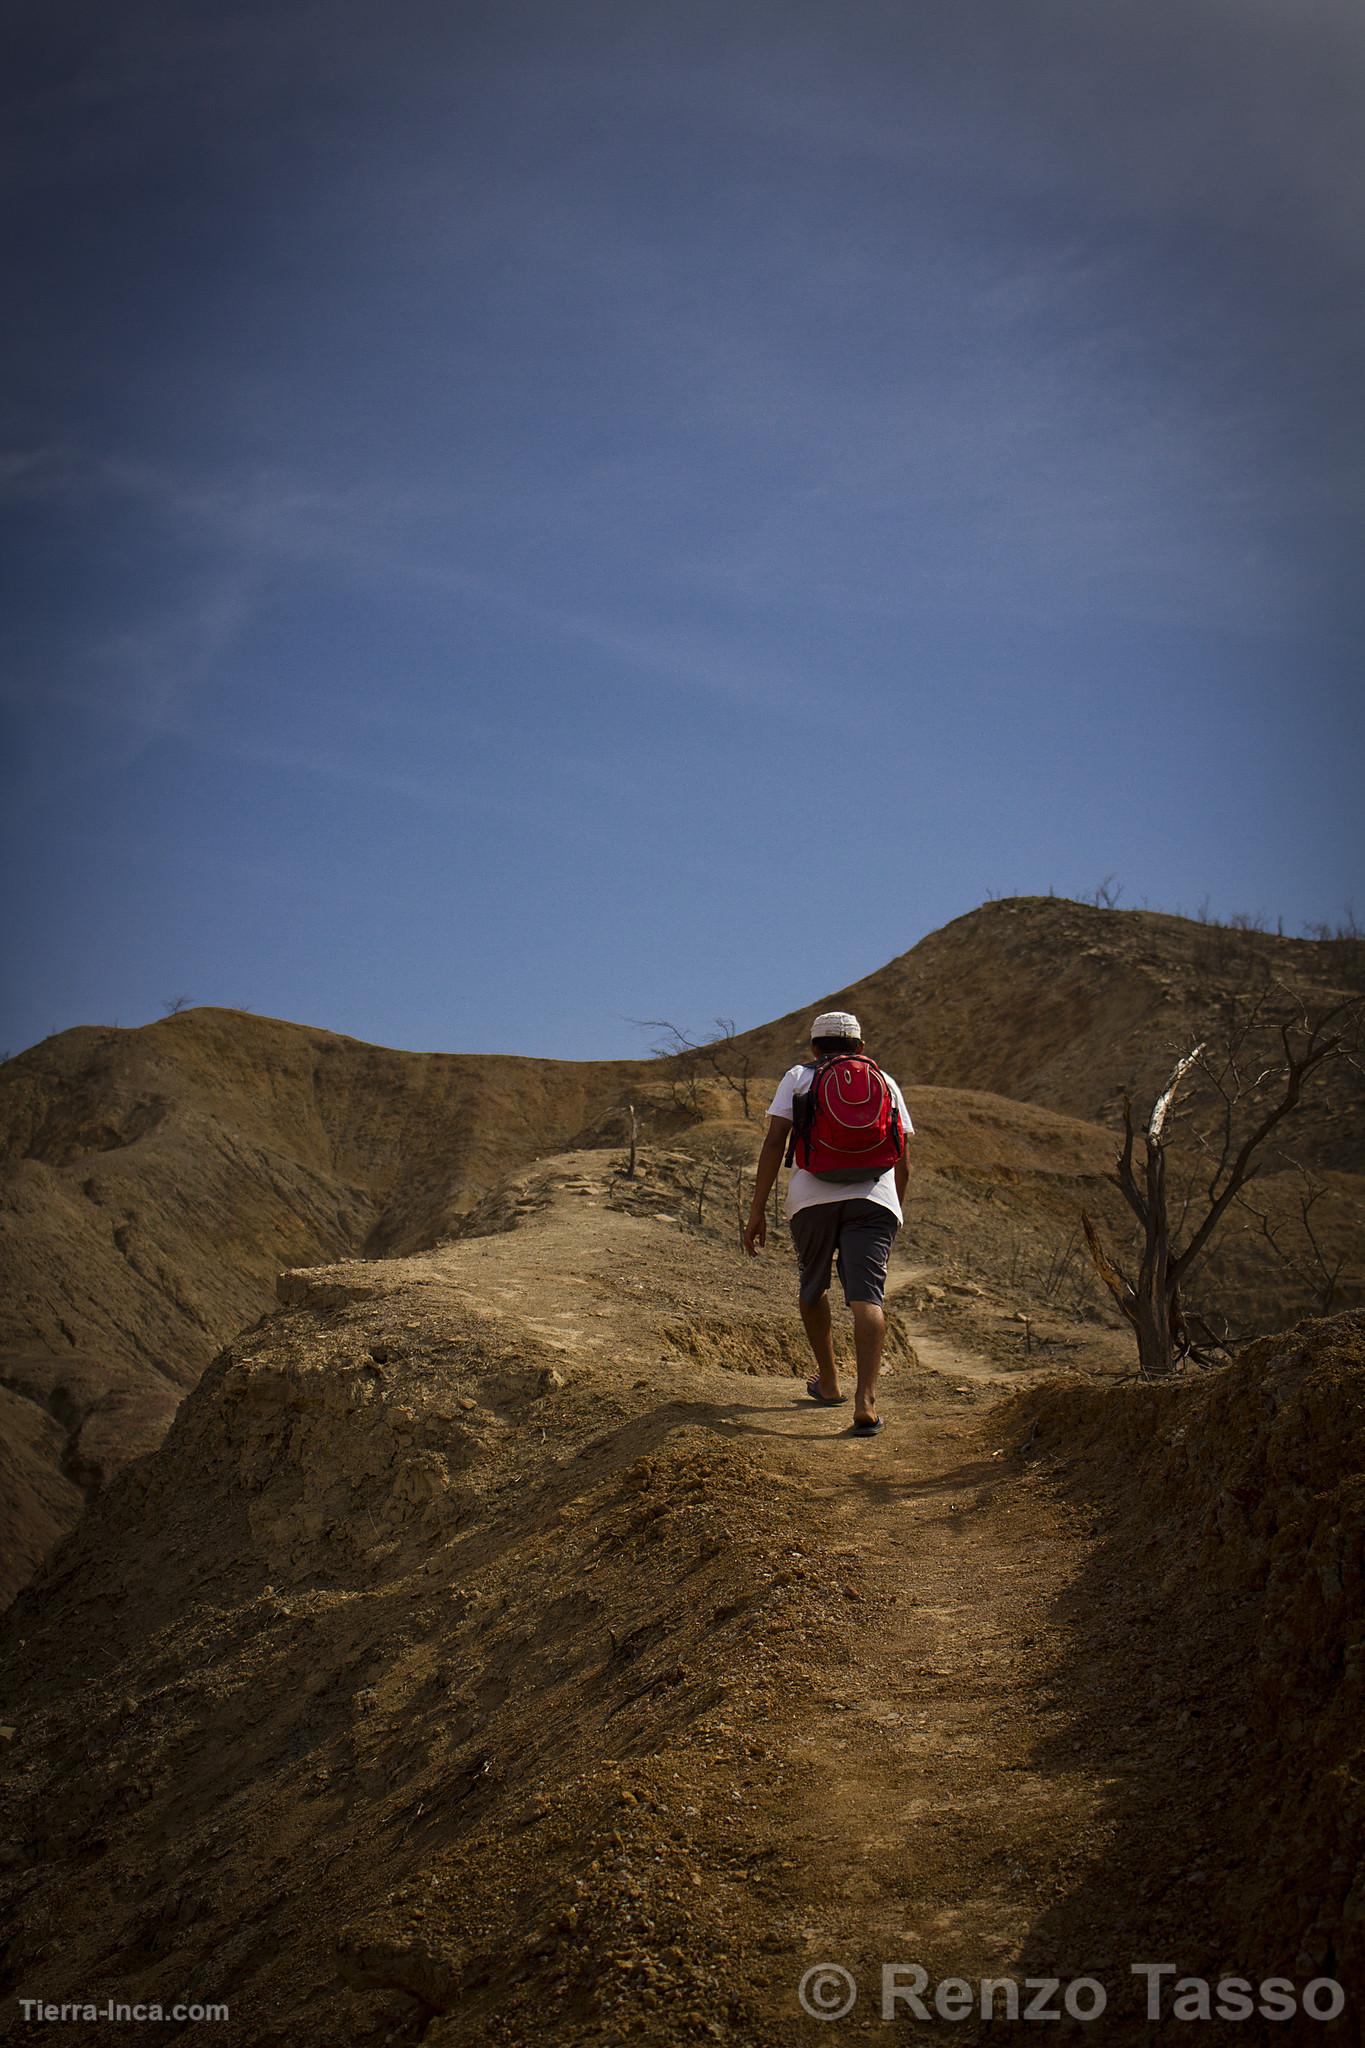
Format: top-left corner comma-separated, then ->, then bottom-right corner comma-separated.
4,0 -> 1362,1059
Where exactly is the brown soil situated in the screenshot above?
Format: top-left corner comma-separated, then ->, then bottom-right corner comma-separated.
4,899 -> 1361,1605
2,1168 -> 1360,2046
0,1014 -> 660,1605
736,896 -> 1365,1153
8,897 -> 1362,1609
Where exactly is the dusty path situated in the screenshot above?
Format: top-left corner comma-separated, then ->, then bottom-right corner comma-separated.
728,1405 -> 1103,2039
5,1150 -> 1355,2048
431,1158 -> 1113,2040
885,1264 -> 1022,1388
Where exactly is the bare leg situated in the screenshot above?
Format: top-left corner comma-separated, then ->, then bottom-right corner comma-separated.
849,1300 -> 886,1423
799,1292 -> 840,1398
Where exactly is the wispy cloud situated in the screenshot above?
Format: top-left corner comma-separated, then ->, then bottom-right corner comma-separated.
8,446 -> 822,715
0,443 -> 77,499
182,726 -> 547,828
1,568 -> 257,817
6,6 -> 1360,718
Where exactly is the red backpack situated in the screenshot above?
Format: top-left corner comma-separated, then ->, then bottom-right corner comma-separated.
785,1054 -> 904,1181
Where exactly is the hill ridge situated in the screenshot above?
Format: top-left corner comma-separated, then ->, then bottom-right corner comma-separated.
730,894 -> 1365,1124
2,1180 -> 1361,2042
2,896 -> 1361,1605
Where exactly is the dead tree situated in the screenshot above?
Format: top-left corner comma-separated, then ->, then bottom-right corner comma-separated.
1234,1156 -> 1347,1318
629,1019 -> 703,1113
1083,995 -> 1360,1378
703,1018 -> 757,1119
672,1151 -> 724,1230
635,1016 -> 757,1119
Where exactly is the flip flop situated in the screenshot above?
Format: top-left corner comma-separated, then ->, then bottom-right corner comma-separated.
851,1415 -> 884,1435
806,1377 -> 848,1405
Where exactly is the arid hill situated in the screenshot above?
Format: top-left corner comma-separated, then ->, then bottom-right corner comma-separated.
3,898 -> 1362,1606
1,1166 -> 1360,2045
0,1014 -> 653,1604
738,896 -> 1365,1161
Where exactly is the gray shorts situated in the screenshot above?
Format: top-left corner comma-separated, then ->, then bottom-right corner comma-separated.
788,1198 -> 900,1307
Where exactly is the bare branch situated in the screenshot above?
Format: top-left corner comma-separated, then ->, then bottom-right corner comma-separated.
1234,1156 -> 1347,1316
1148,1043 -> 1205,1147
1085,991 -> 1362,1378
1113,1096 -> 1148,1224
629,1014 -> 756,1118
1173,1010 -> 1348,1283
1081,1211 -> 1135,1318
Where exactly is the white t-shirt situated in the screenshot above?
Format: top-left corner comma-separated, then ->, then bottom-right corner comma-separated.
767,1062 -> 913,1221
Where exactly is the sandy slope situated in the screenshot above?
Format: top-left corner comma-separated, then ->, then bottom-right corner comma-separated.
2,897 -> 1361,1615
3,1170 -> 1359,2045
737,897 -> 1365,1150
0,1018 -> 654,1605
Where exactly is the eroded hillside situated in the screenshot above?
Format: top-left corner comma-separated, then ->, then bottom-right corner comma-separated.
1,1179 -> 1360,2045
738,896 -> 1365,1158
0,1013 -> 653,1602
3,899 -> 1362,1608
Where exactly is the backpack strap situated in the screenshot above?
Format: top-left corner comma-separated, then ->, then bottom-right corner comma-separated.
785,1060 -> 825,1168
858,1057 -> 902,1155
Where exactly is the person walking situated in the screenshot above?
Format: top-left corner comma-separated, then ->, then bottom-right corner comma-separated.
742,1011 -> 912,1434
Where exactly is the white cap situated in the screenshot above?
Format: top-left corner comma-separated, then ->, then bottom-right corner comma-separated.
811,1010 -> 861,1039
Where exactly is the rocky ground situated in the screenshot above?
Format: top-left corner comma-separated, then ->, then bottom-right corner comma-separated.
4,897 -> 1361,1610
2,1161 -> 1360,2045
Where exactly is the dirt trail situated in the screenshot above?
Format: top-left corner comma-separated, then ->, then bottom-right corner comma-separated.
884,1265 -> 1022,1387
429,1159 -> 1110,2038
9,1151 -> 1354,2043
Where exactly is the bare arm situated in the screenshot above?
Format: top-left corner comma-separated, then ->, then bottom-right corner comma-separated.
743,1115 -> 792,1254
